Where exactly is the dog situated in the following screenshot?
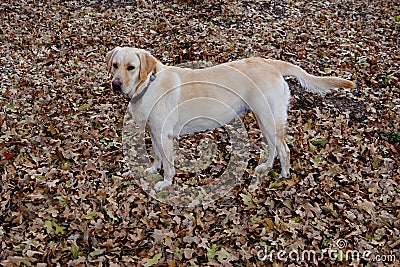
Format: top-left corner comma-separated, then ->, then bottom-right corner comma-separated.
106,47 -> 356,191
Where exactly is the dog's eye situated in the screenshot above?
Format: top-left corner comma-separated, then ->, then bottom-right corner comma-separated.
127,65 -> 135,71
113,63 -> 118,69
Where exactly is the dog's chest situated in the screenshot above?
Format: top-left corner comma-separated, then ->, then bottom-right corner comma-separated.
127,101 -> 150,126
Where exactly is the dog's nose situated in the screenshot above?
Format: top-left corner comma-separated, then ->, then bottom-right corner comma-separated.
112,78 -> 122,91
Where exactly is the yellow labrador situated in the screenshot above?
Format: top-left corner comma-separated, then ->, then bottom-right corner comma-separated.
106,47 -> 356,191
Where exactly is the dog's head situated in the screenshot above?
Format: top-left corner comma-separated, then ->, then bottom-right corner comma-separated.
106,47 -> 157,98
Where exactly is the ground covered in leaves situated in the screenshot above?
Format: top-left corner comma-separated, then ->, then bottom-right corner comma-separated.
1,0 -> 399,266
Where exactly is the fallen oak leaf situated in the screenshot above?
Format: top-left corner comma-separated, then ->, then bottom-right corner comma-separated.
70,245 -> 79,260
206,244 -> 218,259
239,193 -> 256,210
76,103 -> 91,111
44,220 -> 53,234
215,248 -> 236,264
103,206 -> 118,221
310,139 -> 329,146
53,221 -> 66,235
5,256 -> 37,266
82,211 -> 98,220
25,250 -> 43,257
143,252 -> 162,267
90,248 -> 105,257
268,181 -> 283,189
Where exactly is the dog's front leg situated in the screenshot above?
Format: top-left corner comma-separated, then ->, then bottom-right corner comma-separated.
144,132 -> 162,175
153,133 -> 175,191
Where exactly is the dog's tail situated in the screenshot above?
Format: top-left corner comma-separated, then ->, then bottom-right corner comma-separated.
270,59 -> 356,93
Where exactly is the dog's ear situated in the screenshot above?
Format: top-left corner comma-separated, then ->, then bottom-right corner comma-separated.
106,47 -> 121,74
139,51 -> 157,81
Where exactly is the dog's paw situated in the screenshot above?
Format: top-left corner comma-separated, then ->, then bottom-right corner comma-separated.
281,169 -> 289,179
154,180 -> 172,192
144,166 -> 159,175
255,163 -> 269,174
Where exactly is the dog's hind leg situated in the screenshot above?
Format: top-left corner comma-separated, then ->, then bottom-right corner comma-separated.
253,79 -> 291,178
254,120 -> 278,175
255,118 -> 290,178
275,123 -> 290,178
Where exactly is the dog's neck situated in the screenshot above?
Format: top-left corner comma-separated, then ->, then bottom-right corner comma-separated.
131,71 -> 156,104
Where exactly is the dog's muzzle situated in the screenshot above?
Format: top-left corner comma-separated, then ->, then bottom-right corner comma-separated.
112,78 -> 122,91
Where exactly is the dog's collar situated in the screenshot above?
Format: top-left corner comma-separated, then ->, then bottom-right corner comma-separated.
131,71 -> 156,104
